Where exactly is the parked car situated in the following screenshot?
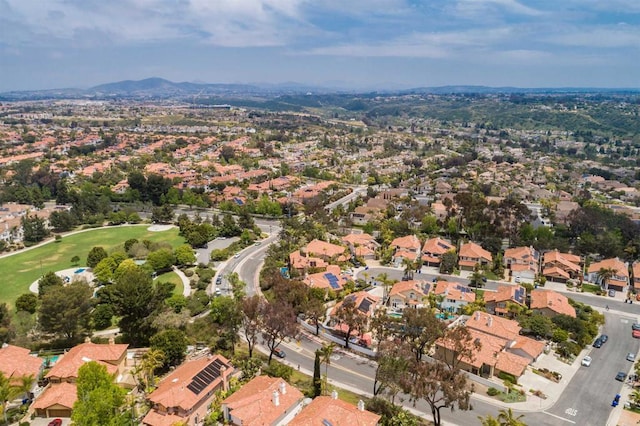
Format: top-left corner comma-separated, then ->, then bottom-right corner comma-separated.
609,289 -> 616,297
616,372 -> 627,382
48,419 -> 62,426
627,353 -> 636,362
612,394 -> 621,407
593,338 -> 603,348
632,323 -> 640,331
633,330 -> 640,339
273,348 -> 286,358
600,334 -> 609,343
581,356 -> 592,367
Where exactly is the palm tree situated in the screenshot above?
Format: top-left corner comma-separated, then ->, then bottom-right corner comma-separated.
376,273 -> 393,305
630,389 -> 640,408
477,414 -> 500,426
141,348 -> 165,392
497,408 -> 527,426
15,374 -> 35,400
596,267 -> 617,290
0,372 -> 20,424
319,343 -> 335,395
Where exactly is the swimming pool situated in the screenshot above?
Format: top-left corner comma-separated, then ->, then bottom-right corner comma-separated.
436,313 -> 455,320
388,312 -> 402,319
74,268 -> 86,274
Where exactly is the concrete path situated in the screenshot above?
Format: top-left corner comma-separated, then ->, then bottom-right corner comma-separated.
172,266 -> 191,297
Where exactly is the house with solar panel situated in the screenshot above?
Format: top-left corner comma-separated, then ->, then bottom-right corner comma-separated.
433,280 -> 476,313
330,291 -> 381,346
302,265 -> 350,293
388,279 -> 432,311
390,234 -> 422,267
484,285 -> 528,318
503,246 -> 539,284
421,237 -> 454,268
142,354 -> 234,426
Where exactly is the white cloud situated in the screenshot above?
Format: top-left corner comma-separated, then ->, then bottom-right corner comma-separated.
455,0 -> 544,17
549,25 -> 640,48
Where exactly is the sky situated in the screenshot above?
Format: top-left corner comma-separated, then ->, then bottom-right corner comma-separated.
1,0 -> 640,91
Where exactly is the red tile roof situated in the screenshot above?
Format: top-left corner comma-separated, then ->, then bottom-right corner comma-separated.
530,289 -> 576,317
46,342 -> 128,380
32,382 -> 77,410
289,396 -> 380,426
0,344 -> 43,382
223,376 -> 304,426
459,242 -> 492,262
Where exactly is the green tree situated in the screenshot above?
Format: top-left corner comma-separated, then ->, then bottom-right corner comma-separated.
174,244 -> 196,267
71,255 -> 81,266
596,267 -> 617,290
262,301 -> 298,364
72,361 -> 128,426
240,295 -> 264,358
0,372 -> 20,424
439,250 -> 457,274
497,408 -> 527,426
149,329 -> 188,368
319,343 -> 335,395
209,296 -> 242,354
478,414 -> 501,426
146,248 -> 176,272
334,297 -> 366,349
87,246 -> 108,268
399,308 -> 446,362
313,350 -> 322,397
93,257 -> 117,284
0,304 -> 13,344
92,304 -> 114,330
21,213 -> 50,245
15,293 -> 38,314
38,271 -> 64,297
39,281 -> 93,341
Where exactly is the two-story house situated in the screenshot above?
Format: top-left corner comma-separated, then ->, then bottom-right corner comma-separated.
388,280 -> 432,311
143,355 -> 234,426
421,237 -> 454,268
458,242 -> 493,271
530,289 -> 576,318
503,246 -> 539,284
541,250 -> 582,283
587,257 -> 629,293
390,235 -> 421,267
342,233 -> 379,261
289,393 -> 380,426
484,285 -> 527,318
433,281 -> 476,313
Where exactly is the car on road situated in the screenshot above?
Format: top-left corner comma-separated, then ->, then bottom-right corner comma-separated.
581,356 -> 592,367
273,348 -> 286,358
234,253 -> 240,258
600,334 -> 609,343
616,372 -> 627,382
632,323 -> 640,331
627,353 -> 636,362
609,289 -> 616,297
48,419 -> 62,426
216,276 -> 222,284
214,288 -> 222,296
633,330 -> 640,339
593,338 -> 603,348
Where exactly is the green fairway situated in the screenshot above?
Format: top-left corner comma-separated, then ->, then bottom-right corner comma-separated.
156,271 -> 185,296
0,225 -> 184,309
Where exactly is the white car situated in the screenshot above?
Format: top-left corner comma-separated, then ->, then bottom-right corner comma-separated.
627,352 -> 636,362
581,356 -> 592,367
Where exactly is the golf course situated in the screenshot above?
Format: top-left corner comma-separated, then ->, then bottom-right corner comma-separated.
0,224 -> 185,308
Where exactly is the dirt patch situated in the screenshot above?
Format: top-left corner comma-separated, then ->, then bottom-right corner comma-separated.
618,409 -> 640,426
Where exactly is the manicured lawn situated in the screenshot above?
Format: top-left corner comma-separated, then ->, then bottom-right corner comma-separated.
156,271 -> 185,296
0,225 -> 184,308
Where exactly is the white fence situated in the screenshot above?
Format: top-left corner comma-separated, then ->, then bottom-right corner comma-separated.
297,319 -> 377,358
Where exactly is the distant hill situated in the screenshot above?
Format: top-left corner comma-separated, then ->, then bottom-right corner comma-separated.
1,78 -> 638,101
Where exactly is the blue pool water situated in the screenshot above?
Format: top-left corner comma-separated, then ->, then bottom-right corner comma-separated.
436,313 -> 454,320
74,268 -> 86,274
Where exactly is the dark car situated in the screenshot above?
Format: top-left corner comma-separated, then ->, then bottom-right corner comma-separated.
48,419 -> 62,426
593,338 -> 603,348
274,348 -> 286,358
632,323 -> 640,331
616,372 -> 627,382
600,334 -> 609,343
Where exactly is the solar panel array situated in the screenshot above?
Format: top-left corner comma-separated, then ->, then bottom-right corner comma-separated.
358,298 -> 372,313
514,287 -> 525,304
324,273 -> 341,289
186,358 -> 227,395
437,241 -> 450,250
455,284 -> 473,294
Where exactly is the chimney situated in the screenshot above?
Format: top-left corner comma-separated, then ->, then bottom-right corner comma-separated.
108,336 -> 115,345
272,390 -> 280,406
487,316 -> 493,327
84,336 -> 91,343
357,400 -> 365,411
331,390 -> 338,400
279,381 -> 286,395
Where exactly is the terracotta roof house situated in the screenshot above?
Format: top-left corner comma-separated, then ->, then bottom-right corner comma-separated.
421,237 -> 454,267
504,246 -> 539,284
587,257 -> 629,292
222,376 -> 304,426
302,239 -> 348,262
143,355 -> 234,426
390,235 -> 421,254
289,394 -> 380,426
633,261 -> 640,291
34,340 -> 129,419
45,341 -> 129,384
484,285 -> 527,317
433,281 -> 476,313
331,291 -> 381,319
341,233 -> 379,260
32,382 -> 77,418
0,344 -> 43,386
289,250 -> 328,272
435,328 -> 529,379
542,250 -> 582,283
466,311 -> 521,342
458,242 -> 493,271
530,289 -> 576,318
303,265 -> 349,292
388,280 -> 432,311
